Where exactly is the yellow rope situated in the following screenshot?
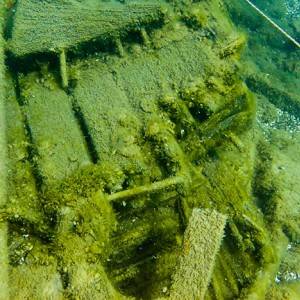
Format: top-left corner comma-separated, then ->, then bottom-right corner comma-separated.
245,0 -> 300,49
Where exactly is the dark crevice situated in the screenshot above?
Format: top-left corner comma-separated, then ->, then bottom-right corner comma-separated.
6,51 -> 59,75
13,72 -> 44,189
59,268 -> 70,290
13,71 -> 22,104
23,121 -> 44,189
70,95 -> 100,164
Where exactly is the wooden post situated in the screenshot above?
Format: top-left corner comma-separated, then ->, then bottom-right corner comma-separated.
59,48 -> 69,89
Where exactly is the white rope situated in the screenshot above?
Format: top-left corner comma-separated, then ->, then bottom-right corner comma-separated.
244,0 -> 300,49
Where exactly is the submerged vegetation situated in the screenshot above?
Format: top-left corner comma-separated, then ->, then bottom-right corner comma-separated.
0,0 -> 299,299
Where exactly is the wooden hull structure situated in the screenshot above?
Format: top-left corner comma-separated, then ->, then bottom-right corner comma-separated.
0,0 -> 299,299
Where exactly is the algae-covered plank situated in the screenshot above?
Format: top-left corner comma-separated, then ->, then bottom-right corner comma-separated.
7,0 -> 164,57
73,35 -> 208,162
170,209 -> 226,300
65,264 -> 128,300
10,265 -> 64,300
0,5 -> 9,299
74,66 -> 148,171
245,74 -> 300,116
74,69 -> 131,155
103,34 -> 211,112
22,81 -> 90,184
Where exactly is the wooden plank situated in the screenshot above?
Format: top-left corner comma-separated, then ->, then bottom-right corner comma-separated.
8,0 -> 163,57
170,209 -> 226,300
0,5 -> 9,298
73,35 -> 207,167
74,66 -> 149,173
22,79 -> 90,184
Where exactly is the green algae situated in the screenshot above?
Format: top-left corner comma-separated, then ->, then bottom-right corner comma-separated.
0,3 -> 9,298
8,0 -> 165,57
1,0 -> 299,299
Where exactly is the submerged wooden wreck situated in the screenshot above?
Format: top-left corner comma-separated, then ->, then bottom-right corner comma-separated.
7,0 -> 164,56
6,0 -> 165,88
0,0 -> 298,299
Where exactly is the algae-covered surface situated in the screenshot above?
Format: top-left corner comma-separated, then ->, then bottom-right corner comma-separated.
0,0 -> 299,299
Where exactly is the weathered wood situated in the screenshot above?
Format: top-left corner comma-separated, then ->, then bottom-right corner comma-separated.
7,0 -> 164,57
0,4 -> 9,298
22,81 -> 91,184
170,209 -> 227,300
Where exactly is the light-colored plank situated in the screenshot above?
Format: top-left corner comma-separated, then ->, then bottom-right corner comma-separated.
170,209 -> 226,300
